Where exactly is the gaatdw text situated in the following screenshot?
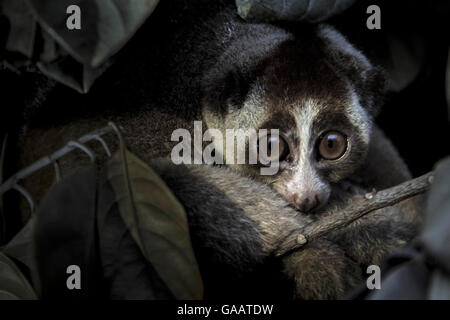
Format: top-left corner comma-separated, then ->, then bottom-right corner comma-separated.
177,304 -> 274,317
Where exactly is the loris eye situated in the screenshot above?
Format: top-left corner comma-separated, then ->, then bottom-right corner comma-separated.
258,134 -> 289,162
318,131 -> 347,160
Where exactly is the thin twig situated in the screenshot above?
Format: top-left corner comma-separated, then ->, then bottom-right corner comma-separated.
276,171 -> 434,257
0,124 -> 114,196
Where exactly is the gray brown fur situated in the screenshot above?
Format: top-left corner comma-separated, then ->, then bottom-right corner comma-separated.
13,0 -> 422,299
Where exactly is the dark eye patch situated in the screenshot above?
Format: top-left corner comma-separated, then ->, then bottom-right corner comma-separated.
312,110 -> 355,136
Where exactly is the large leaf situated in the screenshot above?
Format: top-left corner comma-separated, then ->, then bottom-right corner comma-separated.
97,177 -> 173,299
383,31 -> 426,92
33,166 -> 104,299
0,0 -> 36,60
0,0 -> 159,93
3,217 -> 40,295
236,0 -> 356,22
102,135 -> 203,300
0,251 -> 37,299
27,0 -> 160,68
420,157 -> 450,272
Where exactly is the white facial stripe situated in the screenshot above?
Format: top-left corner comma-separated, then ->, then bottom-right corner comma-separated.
294,98 -> 320,165
288,99 -> 326,192
287,161 -> 327,195
347,87 -> 372,145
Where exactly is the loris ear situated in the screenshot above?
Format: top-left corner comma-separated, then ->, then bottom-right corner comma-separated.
202,23 -> 291,116
358,66 -> 388,118
318,25 -> 387,118
202,65 -> 253,115
327,52 -> 387,118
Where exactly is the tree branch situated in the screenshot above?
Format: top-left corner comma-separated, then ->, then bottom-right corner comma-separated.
276,171 -> 434,257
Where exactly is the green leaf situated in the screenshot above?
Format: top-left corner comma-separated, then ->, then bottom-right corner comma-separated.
36,54 -> 112,94
3,216 -> 41,296
33,166 -> 104,299
26,0 -> 159,68
97,180 -> 173,299
236,0 -> 356,22
1,0 -> 159,92
0,0 -> 36,59
102,135 -> 203,300
0,251 -> 37,300
383,32 -> 426,92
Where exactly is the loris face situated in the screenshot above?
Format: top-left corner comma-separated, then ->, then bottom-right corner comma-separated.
202,24 -> 383,213
253,93 -> 371,213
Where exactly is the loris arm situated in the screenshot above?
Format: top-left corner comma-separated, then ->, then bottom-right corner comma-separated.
150,160 -> 301,298
149,160 -> 365,299
149,160 -> 305,267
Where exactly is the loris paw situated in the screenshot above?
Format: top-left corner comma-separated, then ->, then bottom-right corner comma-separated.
282,239 -> 363,300
326,207 -> 418,267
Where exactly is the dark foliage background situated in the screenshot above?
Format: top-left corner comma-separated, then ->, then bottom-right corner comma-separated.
329,0 -> 450,177
0,0 -> 449,274
1,0 -> 448,175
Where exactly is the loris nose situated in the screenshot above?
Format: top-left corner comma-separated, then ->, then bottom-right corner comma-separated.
292,193 -> 321,213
